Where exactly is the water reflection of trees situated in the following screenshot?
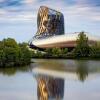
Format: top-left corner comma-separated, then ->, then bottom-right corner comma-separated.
76,61 -> 88,82
0,66 -> 30,76
36,60 -> 89,82
36,75 -> 64,100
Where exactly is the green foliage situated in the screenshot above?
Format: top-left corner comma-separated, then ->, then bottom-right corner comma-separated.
74,31 -> 90,57
89,42 -> 100,58
18,43 -> 32,65
36,51 -> 44,57
2,38 -> 20,66
62,48 -> 68,54
51,48 -> 62,56
0,50 -> 5,66
44,48 -> 68,58
0,38 -> 32,67
45,48 -> 53,56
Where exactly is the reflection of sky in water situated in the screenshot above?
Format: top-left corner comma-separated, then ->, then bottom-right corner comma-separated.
0,59 -> 100,100
64,78 -> 100,100
0,72 -> 37,100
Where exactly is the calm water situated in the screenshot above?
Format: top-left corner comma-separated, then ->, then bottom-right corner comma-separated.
0,59 -> 100,100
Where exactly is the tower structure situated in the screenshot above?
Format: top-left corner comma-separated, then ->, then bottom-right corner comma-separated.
35,6 -> 64,39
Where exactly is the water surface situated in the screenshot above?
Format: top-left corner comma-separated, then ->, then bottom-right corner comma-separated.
0,59 -> 100,100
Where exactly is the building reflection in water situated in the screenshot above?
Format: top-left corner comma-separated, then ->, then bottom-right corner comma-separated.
36,74 -> 64,100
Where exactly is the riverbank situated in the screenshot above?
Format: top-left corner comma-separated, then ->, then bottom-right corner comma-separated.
32,56 -> 100,60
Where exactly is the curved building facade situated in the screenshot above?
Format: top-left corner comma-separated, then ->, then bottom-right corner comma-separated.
34,6 -> 64,39
29,6 -> 100,49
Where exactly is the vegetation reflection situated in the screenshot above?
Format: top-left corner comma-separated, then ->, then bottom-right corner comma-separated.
76,61 -> 88,82
33,59 -> 91,82
0,66 -> 30,76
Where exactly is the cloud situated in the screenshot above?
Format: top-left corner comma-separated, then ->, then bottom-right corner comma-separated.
0,0 -> 100,25
0,12 -> 37,23
0,0 -> 37,22
76,0 -> 100,7
0,9 -> 6,15
22,0 -> 36,4
0,0 -> 22,8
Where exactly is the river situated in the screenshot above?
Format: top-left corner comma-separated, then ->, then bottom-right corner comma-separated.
0,59 -> 100,100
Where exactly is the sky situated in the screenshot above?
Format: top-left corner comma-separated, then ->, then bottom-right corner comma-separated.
0,0 -> 100,42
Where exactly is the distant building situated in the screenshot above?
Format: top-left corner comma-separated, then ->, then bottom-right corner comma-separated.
29,6 -> 100,49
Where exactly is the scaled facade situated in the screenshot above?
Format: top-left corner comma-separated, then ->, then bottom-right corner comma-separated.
34,6 -> 64,39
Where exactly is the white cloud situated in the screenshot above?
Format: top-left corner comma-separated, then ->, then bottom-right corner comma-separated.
21,0 -> 37,5
23,0 -> 36,4
0,9 -> 6,15
0,11 -> 37,23
0,0 -> 100,24
90,16 -> 100,22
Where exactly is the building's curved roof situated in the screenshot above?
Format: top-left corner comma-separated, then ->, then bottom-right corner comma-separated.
31,33 -> 100,48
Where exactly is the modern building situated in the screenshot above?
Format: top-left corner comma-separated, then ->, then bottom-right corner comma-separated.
29,6 -> 100,50
34,6 -> 64,39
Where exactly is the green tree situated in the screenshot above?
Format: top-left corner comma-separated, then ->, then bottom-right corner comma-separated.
61,48 -> 68,55
2,38 -> 20,66
45,48 -> 53,56
0,50 -> 5,66
45,48 -> 68,57
74,31 -> 90,57
0,38 -> 32,67
90,42 -> 100,58
51,48 -> 62,56
19,43 -> 32,65
0,41 -> 5,66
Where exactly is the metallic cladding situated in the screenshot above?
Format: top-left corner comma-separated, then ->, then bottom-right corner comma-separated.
35,6 -> 64,39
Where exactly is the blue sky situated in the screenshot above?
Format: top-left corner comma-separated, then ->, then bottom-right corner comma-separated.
0,0 -> 100,42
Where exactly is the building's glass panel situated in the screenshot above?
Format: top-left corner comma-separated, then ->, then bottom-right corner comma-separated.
35,6 -> 64,39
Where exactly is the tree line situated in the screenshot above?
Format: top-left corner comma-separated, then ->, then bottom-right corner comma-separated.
0,38 -> 32,67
